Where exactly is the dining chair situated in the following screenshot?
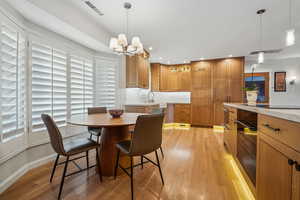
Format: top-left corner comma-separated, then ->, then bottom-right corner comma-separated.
41,114 -> 103,200
149,108 -> 166,158
114,114 -> 165,200
87,107 -> 107,143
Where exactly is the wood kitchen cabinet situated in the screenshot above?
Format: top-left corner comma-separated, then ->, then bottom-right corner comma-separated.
257,138 -> 293,200
191,61 -> 213,126
126,53 -> 149,89
151,63 -> 160,91
257,114 -> 300,200
166,103 -> 191,123
213,58 -> 244,125
223,107 -> 237,156
174,104 -> 191,123
151,64 -> 191,92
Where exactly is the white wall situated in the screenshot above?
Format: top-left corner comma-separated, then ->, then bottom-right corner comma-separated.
245,57 -> 300,105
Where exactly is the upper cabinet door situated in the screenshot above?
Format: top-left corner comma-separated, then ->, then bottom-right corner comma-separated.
126,55 -> 138,88
126,54 -> 149,89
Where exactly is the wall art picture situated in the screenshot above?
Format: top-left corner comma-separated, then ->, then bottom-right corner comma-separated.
274,72 -> 286,92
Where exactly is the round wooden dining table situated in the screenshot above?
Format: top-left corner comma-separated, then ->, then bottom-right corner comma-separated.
68,112 -> 145,176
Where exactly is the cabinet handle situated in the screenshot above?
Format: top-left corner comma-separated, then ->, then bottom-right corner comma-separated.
296,163 -> 300,171
263,124 -> 281,132
288,159 -> 296,166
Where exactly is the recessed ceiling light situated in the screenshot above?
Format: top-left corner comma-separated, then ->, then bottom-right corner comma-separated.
229,54 -> 233,57
200,57 -> 204,60
183,60 -> 187,63
148,46 -> 153,51
159,57 -> 163,60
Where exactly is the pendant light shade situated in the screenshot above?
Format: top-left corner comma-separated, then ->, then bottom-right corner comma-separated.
286,0 -> 295,46
286,29 -> 295,46
258,52 -> 264,64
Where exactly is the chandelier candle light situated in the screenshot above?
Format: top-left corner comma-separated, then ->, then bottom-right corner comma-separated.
109,2 -> 143,55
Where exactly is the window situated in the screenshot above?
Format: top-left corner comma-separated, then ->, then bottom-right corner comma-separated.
95,59 -> 117,108
70,56 -> 94,115
31,42 -> 67,132
0,23 -> 26,141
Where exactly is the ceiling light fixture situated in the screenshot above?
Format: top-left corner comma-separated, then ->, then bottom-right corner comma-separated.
257,9 -> 266,64
148,46 -> 153,51
200,57 -> 204,60
109,2 -> 143,55
286,0 -> 295,46
229,54 -> 233,57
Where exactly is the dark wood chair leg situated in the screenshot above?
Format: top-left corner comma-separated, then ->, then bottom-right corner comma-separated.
130,156 -> 134,200
114,149 -> 120,179
96,148 -> 103,182
155,150 -> 164,185
58,156 -> 69,200
50,154 -> 60,183
160,146 -> 164,158
89,134 -> 92,140
141,156 -> 144,169
86,150 -> 89,169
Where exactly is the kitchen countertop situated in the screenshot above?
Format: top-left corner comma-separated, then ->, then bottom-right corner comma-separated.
224,103 -> 300,123
124,103 -> 160,106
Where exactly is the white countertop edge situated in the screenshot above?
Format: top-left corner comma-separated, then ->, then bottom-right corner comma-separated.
224,103 -> 300,123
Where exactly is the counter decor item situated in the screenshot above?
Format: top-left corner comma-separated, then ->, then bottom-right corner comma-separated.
274,72 -> 286,92
243,84 -> 258,106
108,109 -> 124,118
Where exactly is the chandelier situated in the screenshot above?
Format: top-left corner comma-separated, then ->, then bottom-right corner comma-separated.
109,2 -> 143,55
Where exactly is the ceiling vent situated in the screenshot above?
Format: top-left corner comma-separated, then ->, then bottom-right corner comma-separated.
83,1 -> 104,16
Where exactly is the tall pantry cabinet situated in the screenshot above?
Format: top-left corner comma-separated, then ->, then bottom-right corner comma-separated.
191,57 -> 244,126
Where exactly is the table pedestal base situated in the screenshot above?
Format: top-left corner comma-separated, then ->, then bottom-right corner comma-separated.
99,126 -> 131,176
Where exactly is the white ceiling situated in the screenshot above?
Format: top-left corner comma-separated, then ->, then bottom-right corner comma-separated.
8,0 -> 300,64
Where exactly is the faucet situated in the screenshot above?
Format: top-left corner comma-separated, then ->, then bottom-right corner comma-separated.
147,91 -> 155,103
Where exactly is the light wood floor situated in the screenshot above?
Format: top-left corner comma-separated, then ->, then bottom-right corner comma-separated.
0,128 -> 253,200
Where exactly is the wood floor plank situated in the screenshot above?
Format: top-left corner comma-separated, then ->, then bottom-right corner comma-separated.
0,128 -> 253,200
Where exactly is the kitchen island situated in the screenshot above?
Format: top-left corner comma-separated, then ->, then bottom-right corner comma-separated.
224,103 -> 300,200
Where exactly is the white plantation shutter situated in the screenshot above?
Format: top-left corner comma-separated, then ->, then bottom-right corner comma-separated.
52,49 -> 67,127
84,60 -> 94,109
31,43 -> 67,132
0,23 -> 26,140
95,59 -> 117,108
70,56 -> 94,115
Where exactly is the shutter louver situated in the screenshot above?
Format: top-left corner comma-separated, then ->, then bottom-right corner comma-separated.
0,23 -> 26,140
95,60 -> 117,108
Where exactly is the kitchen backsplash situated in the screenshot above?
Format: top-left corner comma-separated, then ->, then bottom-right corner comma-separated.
124,88 -> 191,105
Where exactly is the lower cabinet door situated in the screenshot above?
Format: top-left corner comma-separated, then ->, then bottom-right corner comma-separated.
292,166 -> 300,200
257,139 -> 293,200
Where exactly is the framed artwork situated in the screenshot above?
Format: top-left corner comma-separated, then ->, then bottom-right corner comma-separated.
274,72 -> 286,92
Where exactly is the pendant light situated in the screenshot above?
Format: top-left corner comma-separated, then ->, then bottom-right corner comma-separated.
257,9 -> 266,64
286,0 -> 295,46
109,2 -> 143,55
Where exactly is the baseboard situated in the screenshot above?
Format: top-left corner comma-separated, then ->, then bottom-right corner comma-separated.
0,153 -> 56,194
